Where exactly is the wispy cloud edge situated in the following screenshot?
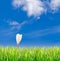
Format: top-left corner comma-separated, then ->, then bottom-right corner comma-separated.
7,20 -> 27,31
25,26 -> 60,38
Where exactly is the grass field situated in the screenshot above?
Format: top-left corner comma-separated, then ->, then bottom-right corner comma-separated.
0,47 -> 60,61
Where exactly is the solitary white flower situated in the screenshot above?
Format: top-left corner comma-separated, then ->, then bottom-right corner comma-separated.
16,34 -> 22,47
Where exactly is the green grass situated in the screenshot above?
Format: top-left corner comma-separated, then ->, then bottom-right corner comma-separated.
0,47 -> 60,61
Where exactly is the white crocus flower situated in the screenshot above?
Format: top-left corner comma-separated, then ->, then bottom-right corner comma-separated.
16,34 -> 22,47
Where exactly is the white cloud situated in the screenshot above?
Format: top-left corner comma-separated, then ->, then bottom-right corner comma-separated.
12,0 -> 60,18
12,0 -> 24,8
12,0 -> 46,17
50,0 -> 60,12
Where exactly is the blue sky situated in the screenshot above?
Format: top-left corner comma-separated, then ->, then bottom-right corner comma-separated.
0,0 -> 60,47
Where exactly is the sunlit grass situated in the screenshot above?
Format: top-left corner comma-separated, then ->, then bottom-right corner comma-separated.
0,47 -> 60,61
